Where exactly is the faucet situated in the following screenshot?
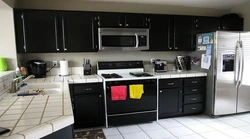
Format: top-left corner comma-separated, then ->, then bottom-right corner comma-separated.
11,75 -> 35,93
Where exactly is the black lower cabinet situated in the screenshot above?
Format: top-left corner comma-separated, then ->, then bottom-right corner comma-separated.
70,83 -> 104,129
159,88 -> 182,118
159,77 -> 206,119
41,125 -> 73,139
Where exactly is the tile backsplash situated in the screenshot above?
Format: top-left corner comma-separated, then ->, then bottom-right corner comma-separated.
0,71 -> 15,97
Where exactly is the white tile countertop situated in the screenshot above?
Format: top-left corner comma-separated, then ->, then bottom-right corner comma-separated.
149,70 -> 207,79
0,74 -> 103,139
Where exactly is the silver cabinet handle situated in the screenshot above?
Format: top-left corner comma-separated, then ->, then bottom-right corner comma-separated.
223,26 -> 226,29
119,24 -> 122,26
85,88 -> 92,91
191,107 -> 197,110
99,95 -> 102,98
62,17 -> 67,51
192,81 -> 198,84
191,98 -> 197,101
55,16 -> 59,51
167,83 -> 174,85
135,33 -> 139,48
192,89 -> 197,92
126,24 -> 129,27
21,13 -> 27,52
175,47 -> 178,50
159,90 -> 162,93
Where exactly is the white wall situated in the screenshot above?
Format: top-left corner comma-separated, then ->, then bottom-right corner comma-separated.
0,1 -> 17,70
231,0 -> 250,31
16,0 -> 229,16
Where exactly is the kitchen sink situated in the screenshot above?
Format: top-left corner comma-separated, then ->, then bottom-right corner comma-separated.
15,82 -> 63,96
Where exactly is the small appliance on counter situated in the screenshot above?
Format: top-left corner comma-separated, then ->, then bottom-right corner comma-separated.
152,59 -> 167,72
0,58 -> 8,71
83,58 -> 92,75
174,56 -> 191,71
26,60 -> 47,78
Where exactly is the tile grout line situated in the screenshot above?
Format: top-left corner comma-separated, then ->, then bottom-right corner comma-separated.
39,96 -> 50,124
0,97 -> 19,118
136,124 -> 153,139
167,117 -> 206,138
115,127 -> 126,139
9,97 -> 35,135
156,120 -> 179,139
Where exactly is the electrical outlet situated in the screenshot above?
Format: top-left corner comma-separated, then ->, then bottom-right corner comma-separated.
52,61 -> 58,67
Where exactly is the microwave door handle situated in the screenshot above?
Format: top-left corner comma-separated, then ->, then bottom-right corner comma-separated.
135,33 -> 139,48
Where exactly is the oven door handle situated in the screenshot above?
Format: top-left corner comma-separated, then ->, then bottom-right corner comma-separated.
135,33 -> 139,48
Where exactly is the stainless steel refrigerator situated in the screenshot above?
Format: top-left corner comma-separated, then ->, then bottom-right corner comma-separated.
191,31 -> 250,116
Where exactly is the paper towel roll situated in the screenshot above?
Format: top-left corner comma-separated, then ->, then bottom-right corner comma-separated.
60,60 -> 69,76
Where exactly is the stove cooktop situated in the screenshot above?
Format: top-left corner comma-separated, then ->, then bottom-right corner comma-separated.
101,73 -> 123,79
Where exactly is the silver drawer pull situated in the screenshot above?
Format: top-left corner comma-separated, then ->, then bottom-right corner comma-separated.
85,88 -> 92,91
168,83 -> 174,85
191,98 -> 197,101
192,89 -> 197,92
192,81 -> 198,84
159,90 -> 162,93
191,107 -> 197,110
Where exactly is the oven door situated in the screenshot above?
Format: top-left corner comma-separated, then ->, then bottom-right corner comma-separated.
106,79 -> 157,115
99,28 -> 149,51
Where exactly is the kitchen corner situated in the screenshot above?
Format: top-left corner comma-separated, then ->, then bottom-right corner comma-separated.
0,71 -> 102,139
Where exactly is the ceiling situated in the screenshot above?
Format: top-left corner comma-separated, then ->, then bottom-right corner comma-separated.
85,0 -> 249,9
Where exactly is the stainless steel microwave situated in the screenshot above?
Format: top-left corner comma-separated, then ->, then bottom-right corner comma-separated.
98,28 -> 149,51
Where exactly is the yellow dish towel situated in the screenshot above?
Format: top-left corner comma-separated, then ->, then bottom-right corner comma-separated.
129,84 -> 144,99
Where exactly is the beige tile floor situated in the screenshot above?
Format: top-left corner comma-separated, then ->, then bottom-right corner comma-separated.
100,113 -> 250,139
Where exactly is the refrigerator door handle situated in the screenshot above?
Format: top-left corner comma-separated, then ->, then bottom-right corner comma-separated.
239,41 -> 244,87
235,41 -> 241,87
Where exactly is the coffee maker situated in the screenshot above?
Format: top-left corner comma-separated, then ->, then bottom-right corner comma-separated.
152,59 -> 167,72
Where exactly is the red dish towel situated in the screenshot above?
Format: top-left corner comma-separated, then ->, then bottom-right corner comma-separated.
111,85 -> 127,101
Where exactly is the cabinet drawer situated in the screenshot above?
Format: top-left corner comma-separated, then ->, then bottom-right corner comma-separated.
184,86 -> 205,94
184,94 -> 204,104
183,103 -> 204,114
184,77 -> 205,86
159,79 -> 183,88
73,83 -> 103,95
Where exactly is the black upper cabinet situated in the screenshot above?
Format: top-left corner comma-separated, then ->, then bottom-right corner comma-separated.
98,13 -> 149,28
16,11 -> 60,53
195,17 -> 221,32
98,13 -> 123,28
149,15 -> 171,51
221,17 -> 244,31
125,14 -> 149,28
60,12 -> 97,52
172,16 -> 194,51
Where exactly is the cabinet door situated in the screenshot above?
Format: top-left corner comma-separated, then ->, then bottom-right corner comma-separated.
195,17 -> 221,32
159,88 -> 182,118
172,16 -> 194,51
221,18 -> 244,31
125,14 -> 148,28
24,11 -> 60,53
61,12 -> 97,52
149,15 -> 171,51
14,11 -> 25,53
74,94 -> 104,128
98,13 -> 123,28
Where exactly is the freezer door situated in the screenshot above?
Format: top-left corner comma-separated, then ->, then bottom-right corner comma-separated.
214,31 -> 239,115
237,32 -> 250,113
